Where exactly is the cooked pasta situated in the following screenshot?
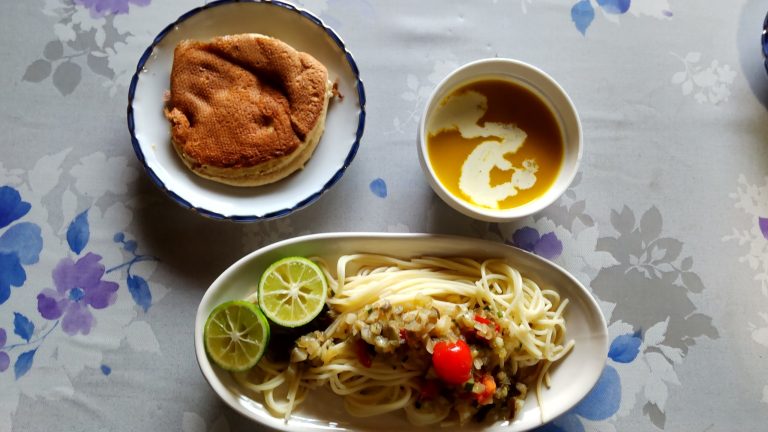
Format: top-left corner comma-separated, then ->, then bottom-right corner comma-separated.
235,254 -> 574,425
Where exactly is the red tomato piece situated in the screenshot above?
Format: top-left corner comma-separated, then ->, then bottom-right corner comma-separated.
475,374 -> 497,405
474,315 -> 491,325
474,315 -> 501,333
419,379 -> 440,400
432,340 -> 472,385
354,339 -> 372,368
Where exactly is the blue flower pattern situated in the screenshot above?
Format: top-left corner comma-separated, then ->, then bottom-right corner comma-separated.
510,227 -> 563,260
570,0 -> 672,35
0,186 -> 42,304
0,185 -> 158,379
607,331 -> 642,363
370,178 -> 388,198
534,333 -> 640,431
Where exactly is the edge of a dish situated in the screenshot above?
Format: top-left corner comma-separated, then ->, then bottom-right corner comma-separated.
126,0 -> 366,222
763,11 -> 767,74
195,232 -> 609,431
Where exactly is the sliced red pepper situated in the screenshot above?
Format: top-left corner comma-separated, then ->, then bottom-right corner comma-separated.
354,339 -> 372,368
399,328 -> 408,342
474,315 -> 501,333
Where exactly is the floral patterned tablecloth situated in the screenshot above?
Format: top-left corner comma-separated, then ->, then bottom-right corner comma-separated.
2,0 -> 768,431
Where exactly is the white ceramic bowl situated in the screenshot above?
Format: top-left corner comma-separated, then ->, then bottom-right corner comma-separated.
127,0 -> 365,221
195,233 -> 608,432
417,58 -> 582,222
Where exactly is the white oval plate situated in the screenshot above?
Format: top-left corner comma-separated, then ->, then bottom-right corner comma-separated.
128,0 -> 365,221
195,233 -> 608,431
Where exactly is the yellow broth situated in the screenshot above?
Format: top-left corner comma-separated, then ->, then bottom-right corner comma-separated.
427,79 -> 564,210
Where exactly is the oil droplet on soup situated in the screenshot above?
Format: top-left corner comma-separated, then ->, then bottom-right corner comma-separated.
426,79 -> 563,210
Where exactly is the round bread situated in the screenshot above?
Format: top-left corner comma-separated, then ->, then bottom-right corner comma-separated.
163,34 -> 332,186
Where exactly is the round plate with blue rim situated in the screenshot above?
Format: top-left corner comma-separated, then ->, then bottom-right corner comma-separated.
128,0 -> 365,221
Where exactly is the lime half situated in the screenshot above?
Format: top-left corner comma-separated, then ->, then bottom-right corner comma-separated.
258,257 -> 328,328
204,300 -> 270,372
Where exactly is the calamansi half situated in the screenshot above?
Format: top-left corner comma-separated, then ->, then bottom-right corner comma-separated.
204,300 -> 270,372
258,257 -> 327,328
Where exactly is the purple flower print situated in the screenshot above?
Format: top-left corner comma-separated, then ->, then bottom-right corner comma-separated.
36,253 -> 118,336
74,0 -> 151,17
0,328 -> 8,372
759,217 -> 768,240
510,227 -> 563,260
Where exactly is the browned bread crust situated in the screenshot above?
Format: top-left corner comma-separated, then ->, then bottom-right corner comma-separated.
164,34 -> 330,185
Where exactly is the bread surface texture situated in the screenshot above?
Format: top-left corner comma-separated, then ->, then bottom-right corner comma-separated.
164,34 -> 331,186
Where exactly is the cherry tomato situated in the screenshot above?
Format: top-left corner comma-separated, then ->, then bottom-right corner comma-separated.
432,340 -> 472,385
